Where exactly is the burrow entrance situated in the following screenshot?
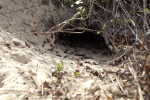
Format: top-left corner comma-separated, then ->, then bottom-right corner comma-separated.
55,32 -> 112,55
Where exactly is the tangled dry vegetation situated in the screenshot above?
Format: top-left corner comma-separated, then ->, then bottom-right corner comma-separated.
44,0 -> 150,99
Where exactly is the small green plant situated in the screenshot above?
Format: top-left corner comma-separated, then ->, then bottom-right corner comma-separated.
71,7 -> 86,23
70,69 -> 80,77
53,61 -> 64,83
97,18 -> 116,34
138,8 -> 150,13
120,19 -> 124,25
97,23 -> 108,34
58,0 -> 75,7
65,0 -> 74,5
74,71 -> 80,76
110,18 -> 115,23
102,0 -> 110,3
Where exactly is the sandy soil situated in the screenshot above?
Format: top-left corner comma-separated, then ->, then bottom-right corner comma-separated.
0,0 -> 135,100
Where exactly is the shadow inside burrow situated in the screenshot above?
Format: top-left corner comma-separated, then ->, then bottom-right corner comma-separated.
54,31 -> 113,60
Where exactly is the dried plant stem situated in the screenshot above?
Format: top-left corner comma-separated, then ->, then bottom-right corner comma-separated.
143,0 -> 148,51
112,0 -> 116,53
128,58 -> 144,100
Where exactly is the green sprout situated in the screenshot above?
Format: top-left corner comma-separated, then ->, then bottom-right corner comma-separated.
69,70 -> 80,77
138,8 -> 150,13
74,72 -> 80,76
102,23 -> 107,31
102,0 -> 110,3
53,61 -> 64,83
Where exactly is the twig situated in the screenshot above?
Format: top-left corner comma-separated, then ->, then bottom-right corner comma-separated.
128,58 -> 144,100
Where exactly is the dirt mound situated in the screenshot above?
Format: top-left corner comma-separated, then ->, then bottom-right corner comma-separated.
0,0 -> 146,100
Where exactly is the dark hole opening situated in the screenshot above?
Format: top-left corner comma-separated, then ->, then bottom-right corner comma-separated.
56,32 -> 110,51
